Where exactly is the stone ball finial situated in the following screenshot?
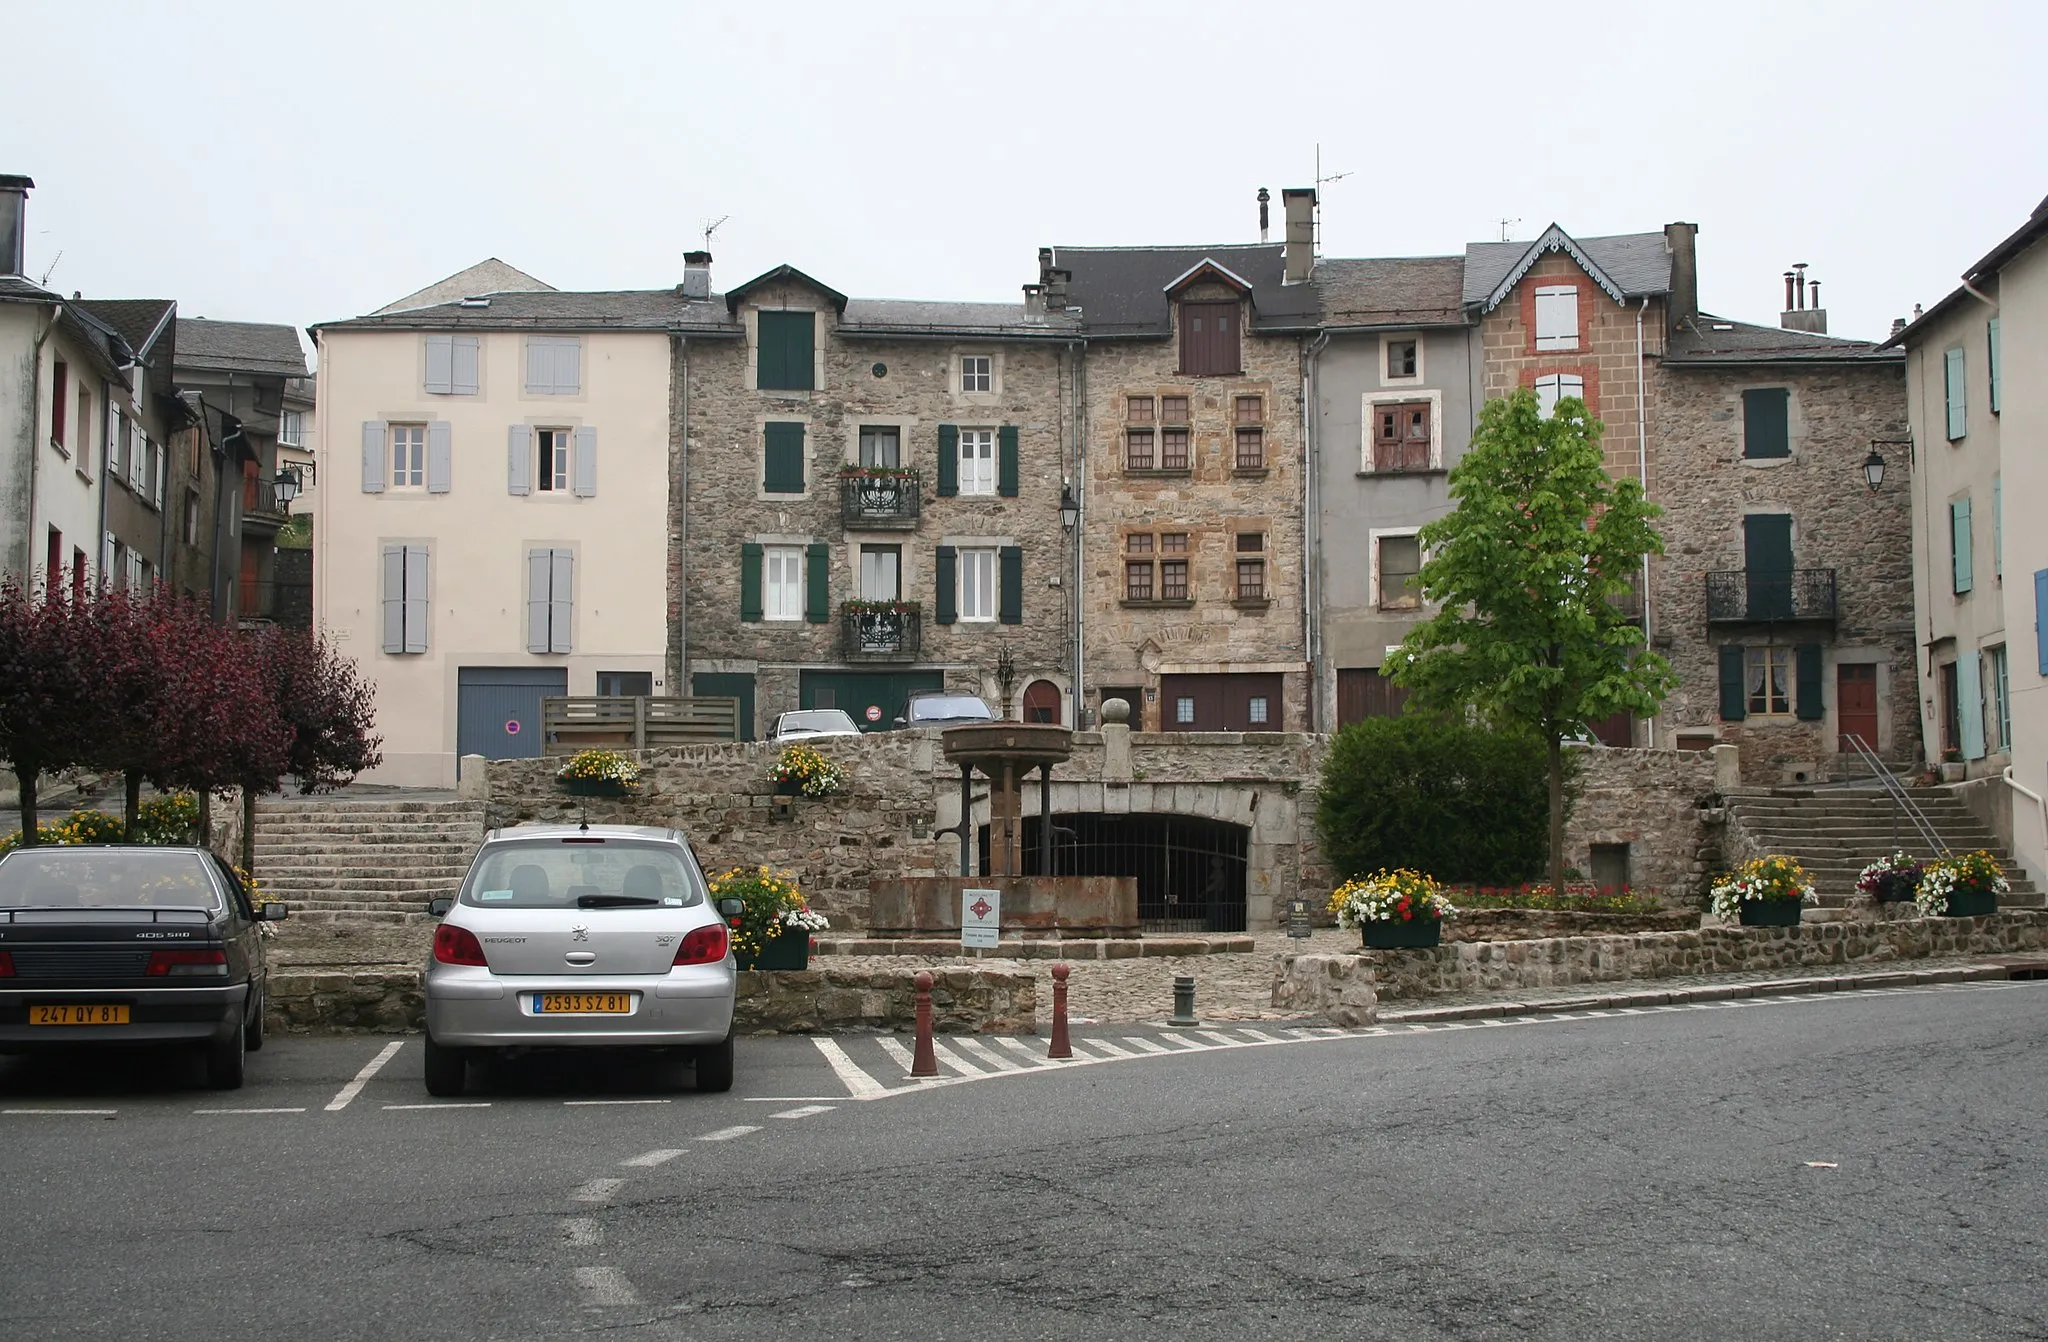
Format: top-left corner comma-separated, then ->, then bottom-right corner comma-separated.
1101,697 -> 1131,725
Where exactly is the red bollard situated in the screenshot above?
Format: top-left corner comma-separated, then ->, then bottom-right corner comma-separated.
911,970 -> 938,1077
1048,963 -> 1073,1059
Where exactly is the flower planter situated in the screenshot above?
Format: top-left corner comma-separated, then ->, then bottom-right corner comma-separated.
1874,884 -> 1916,904
1942,888 -> 1998,918
737,931 -> 810,971
1361,917 -> 1442,950
1737,898 -> 1803,927
773,778 -> 804,797
560,778 -> 632,798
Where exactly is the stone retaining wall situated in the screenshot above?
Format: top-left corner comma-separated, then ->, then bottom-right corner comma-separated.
1561,748 -> 1721,901
1443,909 -> 1700,941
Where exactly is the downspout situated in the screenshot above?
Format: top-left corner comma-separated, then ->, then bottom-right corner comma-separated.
1068,337 -> 1086,725
26,301 -> 63,584
1302,330 -> 1330,731
1635,295 -> 1653,748
674,334 -> 689,695
1962,278 -> 1999,311
95,376 -> 112,587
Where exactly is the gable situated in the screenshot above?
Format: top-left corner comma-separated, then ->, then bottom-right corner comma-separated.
724,264 -> 849,314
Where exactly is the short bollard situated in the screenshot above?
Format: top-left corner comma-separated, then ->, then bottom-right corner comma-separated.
1048,963 -> 1073,1059
1168,974 -> 1199,1027
911,970 -> 938,1077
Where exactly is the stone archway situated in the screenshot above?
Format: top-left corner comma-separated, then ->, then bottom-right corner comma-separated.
976,812 -> 1248,932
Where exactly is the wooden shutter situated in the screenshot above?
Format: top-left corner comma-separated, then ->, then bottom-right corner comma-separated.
1958,645 -> 1986,759
427,422 -> 453,494
526,549 -> 552,653
507,425 -> 532,495
2035,570 -> 2048,675
361,421 -> 387,493
425,335 -> 454,394
1794,644 -> 1823,721
1995,476 -> 2003,578
936,424 -> 959,496
1742,388 -> 1790,459
763,422 -> 805,493
804,541 -> 829,622
381,545 -> 405,653
1718,644 -> 1747,721
554,340 -> 580,394
1988,318 -> 2001,414
1179,301 -> 1240,375
1945,347 -> 1967,440
548,549 -> 574,653
999,546 -> 1023,624
757,312 -> 814,390
740,543 -> 763,622
572,426 -> 598,497
934,546 -> 957,625
1743,514 -> 1794,618
403,545 -> 429,652
1952,499 -> 1973,594
452,336 -> 480,395
998,425 -> 1019,497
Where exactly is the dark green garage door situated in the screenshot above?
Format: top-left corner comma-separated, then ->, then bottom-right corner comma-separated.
800,669 -> 944,732
691,673 -> 757,741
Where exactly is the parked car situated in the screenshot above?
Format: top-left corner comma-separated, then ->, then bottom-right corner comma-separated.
422,824 -> 740,1097
0,845 -> 288,1089
767,708 -> 861,742
895,691 -> 996,729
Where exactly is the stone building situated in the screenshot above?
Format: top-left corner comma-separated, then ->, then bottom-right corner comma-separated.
677,259 -> 1081,736
1046,188 -> 1319,732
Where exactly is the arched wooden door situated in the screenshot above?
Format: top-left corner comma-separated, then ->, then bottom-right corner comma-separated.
1021,679 -> 1062,724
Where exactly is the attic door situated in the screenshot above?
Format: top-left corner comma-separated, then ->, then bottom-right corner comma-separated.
1179,301 -> 1241,376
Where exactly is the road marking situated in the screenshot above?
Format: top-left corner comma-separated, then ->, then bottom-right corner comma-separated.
951,1037 -> 1023,1072
697,1125 -> 759,1142
927,1041 -> 985,1076
771,1104 -> 836,1119
573,1266 -> 640,1307
813,1037 -> 890,1100
382,1102 -> 489,1111
326,1040 -> 404,1112
742,1095 -> 847,1103
1193,1030 -> 1242,1047
1234,1028 -> 1285,1043
3,1108 -> 115,1116
562,1217 -> 602,1247
1155,1032 -> 1208,1050
1120,1036 -> 1170,1054
993,1037 -> 1061,1066
570,1177 -> 625,1203
1077,1038 -> 1135,1059
565,1099 -> 671,1107
194,1107 -> 306,1115
621,1149 -> 684,1167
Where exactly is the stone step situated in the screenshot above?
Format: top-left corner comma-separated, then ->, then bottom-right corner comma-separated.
256,879 -> 468,895
286,908 -> 432,926
253,850 -> 477,866
254,860 -> 473,875
254,821 -> 484,836
288,896 -> 446,911
255,799 -> 480,812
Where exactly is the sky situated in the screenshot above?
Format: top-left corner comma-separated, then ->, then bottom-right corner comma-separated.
6,0 -> 2045,359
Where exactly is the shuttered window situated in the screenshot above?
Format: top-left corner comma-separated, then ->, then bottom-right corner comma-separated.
361,420 -> 388,492
380,544 -> 429,654
1535,374 -> 1585,420
756,311 -> 815,391
1373,403 -> 1432,470
1178,301 -> 1241,376
1742,388 -> 1790,459
764,545 -> 804,621
1534,285 -> 1579,350
524,338 -> 581,395
958,548 -> 995,622
526,548 -> 574,654
763,422 -> 806,493
426,335 -> 480,395
1952,498 -> 1973,594
1945,347 -> 1967,440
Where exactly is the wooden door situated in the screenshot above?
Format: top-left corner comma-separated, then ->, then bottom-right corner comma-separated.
1837,664 -> 1878,753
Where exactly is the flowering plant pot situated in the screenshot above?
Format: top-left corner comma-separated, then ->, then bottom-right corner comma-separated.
770,742 -> 845,797
561,777 -> 631,798
710,866 -> 830,969
1857,851 -> 1924,904
1327,869 -> 1456,948
1709,855 -> 1816,923
1737,898 -> 1803,927
1917,851 -> 2007,917
737,930 -> 811,971
1361,917 -> 1442,949
555,748 -> 640,794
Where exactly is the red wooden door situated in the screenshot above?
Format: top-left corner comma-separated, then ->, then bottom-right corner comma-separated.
1837,663 -> 1878,753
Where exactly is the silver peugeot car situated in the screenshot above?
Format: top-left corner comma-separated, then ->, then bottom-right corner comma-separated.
422,824 -> 739,1097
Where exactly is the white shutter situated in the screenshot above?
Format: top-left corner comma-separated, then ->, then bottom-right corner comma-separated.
424,335 -> 454,394
403,545 -> 429,652
108,407 -> 124,477
151,437 -> 164,506
572,426 -> 597,497
507,425 -> 532,495
101,531 -> 115,583
1534,286 -> 1579,350
427,421 -> 453,494
548,549 -> 574,653
361,421 -> 387,492
526,548 -> 552,653
555,340 -> 580,394
381,545 -> 406,653
451,336 -> 480,395
525,341 -> 552,394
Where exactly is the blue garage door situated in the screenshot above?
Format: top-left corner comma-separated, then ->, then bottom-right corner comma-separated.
457,667 -> 568,763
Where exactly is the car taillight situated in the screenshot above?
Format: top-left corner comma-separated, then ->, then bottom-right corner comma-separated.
433,923 -> 489,967
674,924 -> 729,966
144,948 -> 228,977
0,951 -> 13,977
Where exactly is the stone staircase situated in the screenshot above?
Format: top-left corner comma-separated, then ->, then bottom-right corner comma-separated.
251,797 -> 487,924
1726,787 -> 2043,910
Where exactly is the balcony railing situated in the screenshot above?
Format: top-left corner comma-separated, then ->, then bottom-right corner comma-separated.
1607,570 -> 1645,621
244,478 -> 286,523
841,606 -> 923,662
1705,568 -> 1837,623
840,469 -> 921,530
234,578 -> 313,628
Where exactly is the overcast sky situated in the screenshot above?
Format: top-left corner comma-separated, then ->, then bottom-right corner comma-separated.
7,0 -> 2044,356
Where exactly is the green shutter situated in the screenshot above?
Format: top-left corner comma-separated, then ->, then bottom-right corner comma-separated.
740,543 -> 763,622
999,546 -> 1023,624
1946,347 -> 1967,440
1988,318 -> 2002,414
998,425 -> 1019,497
934,545 -> 957,625
804,542 -> 829,622
1794,644 -> 1823,721
1995,476 -> 2003,579
936,424 -> 958,497
1952,498 -> 1973,594
763,422 -> 806,494
757,311 -> 814,391
1718,644 -> 1747,721
1741,388 -> 1790,459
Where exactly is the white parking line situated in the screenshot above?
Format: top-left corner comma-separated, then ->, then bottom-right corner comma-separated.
562,1217 -> 602,1247
771,1105 -> 836,1119
565,1099 -> 670,1107
993,1037 -> 1061,1066
813,1037 -> 890,1100
570,1178 -> 625,1203
621,1149 -> 684,1167
573,1266 -> 640,1306
1077,1038 -> 1135,1059
951,1038 -> 1023,1072
1193,1030 -> 1242,1048
325,1040 -> 404,1112
382,1102 -> 489,1111
1120,1036 -> 1171,1054
696,1125 -> 759,1142
2,1108 -> 115,1116
194,1107 -> 306,1115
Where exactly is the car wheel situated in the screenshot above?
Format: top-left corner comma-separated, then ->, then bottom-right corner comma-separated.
205,1015 -> 247,1090
245,984 -> 266,1053
694,1034 -> 735,1093
423,1036 -> 469,1097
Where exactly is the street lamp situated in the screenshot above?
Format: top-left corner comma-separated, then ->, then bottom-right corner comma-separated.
1059,483 -> 1080,532
275,465 -> 303,515
1862,449 -> 1886,492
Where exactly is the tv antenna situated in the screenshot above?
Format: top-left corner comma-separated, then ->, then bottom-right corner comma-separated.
701,215 -> 729,252
1312,145 -> 1350,254
37,250 -> 61,288
1497,217 -> 1521,242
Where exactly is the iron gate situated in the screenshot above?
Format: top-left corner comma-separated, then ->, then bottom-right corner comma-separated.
977,812 -> 1248,934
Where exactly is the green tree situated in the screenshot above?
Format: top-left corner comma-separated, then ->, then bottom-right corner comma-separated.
1389,388 -> 1675,894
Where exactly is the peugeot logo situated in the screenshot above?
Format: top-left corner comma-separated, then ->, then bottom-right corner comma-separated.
570,924 -> 589,943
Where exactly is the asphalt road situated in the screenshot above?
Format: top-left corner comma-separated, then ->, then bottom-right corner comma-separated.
2,980 -> 2045,1340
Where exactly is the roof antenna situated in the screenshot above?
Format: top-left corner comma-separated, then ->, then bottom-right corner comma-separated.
1313,144 -> 1351,257
701,215 -> 729,253
1498,218 -> 1521,242
37,249 -> 61,288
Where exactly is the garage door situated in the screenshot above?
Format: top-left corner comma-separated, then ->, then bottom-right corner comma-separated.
457,667 -> 568,762
1158,673 -> 1284,732
800,669 -> 944,732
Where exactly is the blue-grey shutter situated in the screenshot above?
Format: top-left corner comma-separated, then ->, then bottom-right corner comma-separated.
2035,570 -> 2048,675
527,549 -> 552,653
1952,499 -> 1973,594
1988,318 -> 2001,415
507,425 -> 532,495
937,424 -> 959,496
740,543 -> 763,622
1741,389 -> 1790,459
425,335 -> 454,394
381,544 -> 405,652
572,426 -> 597,497
549,549 -> 574,653
361,421 -> 387,493
427,421 -> 452,494
403,545 -> 429,652
998,425 -> 1020,497
526,341 -> 551,394
1718,644 -> 1746,721
1995,476 -> 2003,579
555,341 -> 580,394
804,542 -> 829,622
1945,347 -> 1967,440
1958,647 -> 1986,760
452,336 -> 480,395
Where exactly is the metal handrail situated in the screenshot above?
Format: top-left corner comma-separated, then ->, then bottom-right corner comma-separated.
1841,733 -> 1949,858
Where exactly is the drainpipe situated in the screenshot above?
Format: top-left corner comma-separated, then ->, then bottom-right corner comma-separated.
26,301 -> 63,584
1068,338 -> 1086,726
1962,278 -> 1999,311
1302,331 -> 1330,731
95,376 -> 113,588
674,335 -> 689,695
1635,295 -> 1654,748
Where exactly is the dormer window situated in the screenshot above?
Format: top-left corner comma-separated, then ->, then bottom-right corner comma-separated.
1178,300 -> 1241,376
1534,285 -> 1579,351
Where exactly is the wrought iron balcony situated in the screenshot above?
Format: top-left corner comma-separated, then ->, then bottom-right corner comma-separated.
840,469 -> 921,530
243,477 -> 287,524
1607,570 -> 1645,621
841,605 -> 923,662
1705,568 -> 1837,623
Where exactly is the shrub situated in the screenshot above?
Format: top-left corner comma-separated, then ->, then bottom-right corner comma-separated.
1315,715 -> 1567,885
0,807 -> 130,855
134,792 -> 201,845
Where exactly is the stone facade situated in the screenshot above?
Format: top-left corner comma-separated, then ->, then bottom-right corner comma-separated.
1562,745 -> 1722,898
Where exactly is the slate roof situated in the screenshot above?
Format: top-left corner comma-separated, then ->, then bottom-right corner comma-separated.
1042,243 -> 1322,336
1664,314 -> 1899,365
837,298 -> 1080,339
374,258 -> 555,315
176,318 -> 309,377
74,299 -> 175,356
1463,229 -> 1673,309
317,288 -> 735,335
1317,256 -> 1468,328
0,274 -> 56,303
1884,191 -> 2048,350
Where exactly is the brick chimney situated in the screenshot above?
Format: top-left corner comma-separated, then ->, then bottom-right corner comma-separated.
1282,188 -> 1317,285
1663,221 -> 1699,327
1779,262 -> 1827,334
0,175 -> 32,279
680,250 -> 713,300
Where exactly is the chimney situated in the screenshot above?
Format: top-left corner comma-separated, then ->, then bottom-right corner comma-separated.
1779,262 -> 1828,334
1038,249 -> 1072,311
680,250 -> 712,300
1257,187 -> 1271,243
0,175 -> 32,279
1663,222 -> 1699,328
1281,187 -> 1316,285
1022,283 -> 1045,321
1889,317 -> 1908,340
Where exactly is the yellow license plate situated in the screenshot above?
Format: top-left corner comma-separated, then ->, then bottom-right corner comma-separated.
29,1004 -> 130,1025
536,992 -> 634,1014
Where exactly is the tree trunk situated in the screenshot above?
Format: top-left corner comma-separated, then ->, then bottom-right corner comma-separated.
14,765 -> 35,848
124,770 -> 143,841
197,791 -> 212,851
1548,734 -> 1566,895
240,788 -> 256,876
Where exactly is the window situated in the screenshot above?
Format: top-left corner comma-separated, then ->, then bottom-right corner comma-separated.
1534,374 -> 1585,419
1746,646 -> 1792,716
1124,533 -> 1154,601
1247,696 -> 1269,725
764,422 -> 806,494
959,548 -> 997,622
1236,534 -> 1266,602
525,548 -> 573,654
757,311 -> 815,391
1127,396 -> 1154,423
1160,532 -> 1188,600
1179,301 -> 1240,375
390,424 -> 426,488
1944,347 -> 1966,440
1373,402 -> 1432,470
523,337 -> 580,395
44,527 -> 61,588
958,429 -> 995,495
425,334 -> 480,396
1378,534 -> 1422,610
536,428 -> 572,493
597,671 -> 654,697
1534,285 -> 1579,350
1125,427 -> 1155,470
961,355 -> 992,393
1174,696 -> 1196,725
1161,427 -> 1190,471
1161,395 -> 1189,424
764,545 -> 804,621
1386,339 -> 1418,379
859,426 -> 900,468
183,491 -> 200,545
71,549 -> 85,602
381,544 -> 429,654
51,361 -> 67,448
1123,532 -> 1189,603
279,409 -> 306,445
111,541 -> 127,590
1743,388 -> 1790,459
858,544 -> 900,600
76,385 -> 92,472
1235,396 -> 1265,469
1992,645 -> 2011,750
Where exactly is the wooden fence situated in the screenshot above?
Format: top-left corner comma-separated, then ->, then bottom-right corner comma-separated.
542,696 -> 741,753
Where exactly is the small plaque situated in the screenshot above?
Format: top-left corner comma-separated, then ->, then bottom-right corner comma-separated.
1286,898 -> 1312,938
961,887 -> 1002,949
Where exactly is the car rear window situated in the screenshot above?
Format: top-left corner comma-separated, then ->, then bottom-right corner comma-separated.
910,695 -> 990,720
460,841 -> 705,910
0,849 -> 220,910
